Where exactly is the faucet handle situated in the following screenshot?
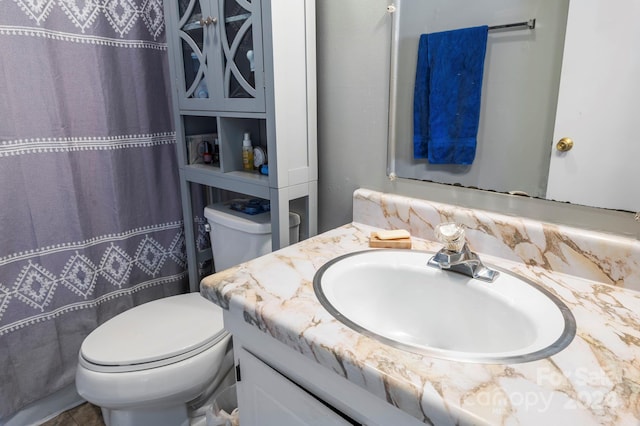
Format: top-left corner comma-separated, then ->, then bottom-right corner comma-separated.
434,222 -> 466,252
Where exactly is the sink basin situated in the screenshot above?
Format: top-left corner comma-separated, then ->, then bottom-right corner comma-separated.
313,250 -> 576,363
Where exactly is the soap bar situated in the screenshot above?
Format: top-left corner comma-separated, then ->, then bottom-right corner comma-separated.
369,232 -> 412,249
370,229 -> 411,240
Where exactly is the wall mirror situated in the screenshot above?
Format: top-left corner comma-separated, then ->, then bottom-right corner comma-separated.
390,0 -> 640,213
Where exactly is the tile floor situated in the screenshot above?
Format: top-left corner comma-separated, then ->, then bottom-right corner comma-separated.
41,403 -> 104,426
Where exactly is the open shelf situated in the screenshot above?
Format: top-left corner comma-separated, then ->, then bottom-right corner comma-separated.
182,164 -> 270,199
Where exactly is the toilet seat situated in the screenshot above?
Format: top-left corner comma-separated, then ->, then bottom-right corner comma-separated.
80,293 -> 227,373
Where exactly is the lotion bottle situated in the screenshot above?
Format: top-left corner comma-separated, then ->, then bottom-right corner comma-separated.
242,132 -> 254,171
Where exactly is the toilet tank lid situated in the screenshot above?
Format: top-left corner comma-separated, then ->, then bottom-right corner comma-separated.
80,293 -> 226,367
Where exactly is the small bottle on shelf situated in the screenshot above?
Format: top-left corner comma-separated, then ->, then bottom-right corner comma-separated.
213,137 -> 219,165
242,132 -> 254,171
202,140 -> 212,164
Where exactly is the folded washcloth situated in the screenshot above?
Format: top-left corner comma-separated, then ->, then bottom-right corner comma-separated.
413,26 -> 488,164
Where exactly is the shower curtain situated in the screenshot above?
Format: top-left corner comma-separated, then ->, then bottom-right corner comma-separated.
0,1 -> 190,419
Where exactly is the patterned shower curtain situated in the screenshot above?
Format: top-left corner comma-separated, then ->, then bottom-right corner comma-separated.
0,0 -> 190,419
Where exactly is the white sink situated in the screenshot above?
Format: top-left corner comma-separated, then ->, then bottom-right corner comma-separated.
313,250 -> 575,363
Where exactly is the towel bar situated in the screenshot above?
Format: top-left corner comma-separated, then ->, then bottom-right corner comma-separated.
489,19 -> 536,32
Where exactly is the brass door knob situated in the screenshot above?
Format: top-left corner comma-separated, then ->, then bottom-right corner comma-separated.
556,137 -> 574,152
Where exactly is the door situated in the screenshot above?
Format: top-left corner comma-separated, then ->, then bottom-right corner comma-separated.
237,347 -> 355,426
214,0 -> 266,112
170,0 -> 215,110
546,0 -> 640,212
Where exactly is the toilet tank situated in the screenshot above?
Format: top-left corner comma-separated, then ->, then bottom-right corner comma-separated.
204,200 -> 301,272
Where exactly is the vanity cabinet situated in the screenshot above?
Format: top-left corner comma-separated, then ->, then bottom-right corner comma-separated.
225,313 -> 424,426
163,0 -> 318,290
236,347 -> 354,425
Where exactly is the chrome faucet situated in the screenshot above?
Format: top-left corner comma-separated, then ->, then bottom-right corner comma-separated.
427,223 -> 499,283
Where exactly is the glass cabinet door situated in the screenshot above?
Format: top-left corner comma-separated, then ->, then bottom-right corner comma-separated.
215,0 -> 265,111
177,0 -> 211,102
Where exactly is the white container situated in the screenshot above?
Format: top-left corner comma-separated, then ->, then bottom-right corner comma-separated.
204,201 -> 301,272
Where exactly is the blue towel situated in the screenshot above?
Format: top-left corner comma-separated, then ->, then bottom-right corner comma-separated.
413,26 -> 488,164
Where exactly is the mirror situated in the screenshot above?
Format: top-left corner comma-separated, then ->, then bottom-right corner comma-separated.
391,0 -> 639,212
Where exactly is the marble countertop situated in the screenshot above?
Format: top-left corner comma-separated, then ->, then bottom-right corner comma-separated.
201,222 -> 640,425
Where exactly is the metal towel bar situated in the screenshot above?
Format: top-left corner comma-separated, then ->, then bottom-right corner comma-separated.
489,19 -> 536,31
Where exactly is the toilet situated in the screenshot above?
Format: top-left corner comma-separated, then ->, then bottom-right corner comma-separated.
75,293 -> 234,426
75,200 -> 292,425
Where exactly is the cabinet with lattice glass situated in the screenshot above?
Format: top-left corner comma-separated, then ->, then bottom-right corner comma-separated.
168,0 -> 265,112
163,0 -> 317,290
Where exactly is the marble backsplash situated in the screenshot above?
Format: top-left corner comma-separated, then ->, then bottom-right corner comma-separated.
353,189 -> 640,291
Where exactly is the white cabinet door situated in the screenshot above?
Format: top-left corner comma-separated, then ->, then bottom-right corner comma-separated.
546,0 -> 640,211
237,347 -> 354,426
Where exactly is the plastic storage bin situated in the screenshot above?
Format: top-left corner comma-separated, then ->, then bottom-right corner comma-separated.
204,200 -> 301,272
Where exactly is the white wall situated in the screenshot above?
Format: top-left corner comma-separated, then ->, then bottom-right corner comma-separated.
315,0 -> 638,239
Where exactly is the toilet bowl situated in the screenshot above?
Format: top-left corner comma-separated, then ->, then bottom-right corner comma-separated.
75,293 -> 233,426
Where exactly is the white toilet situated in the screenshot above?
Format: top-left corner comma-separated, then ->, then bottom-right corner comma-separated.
75,292 -> 234,426
75,200 -> 292,425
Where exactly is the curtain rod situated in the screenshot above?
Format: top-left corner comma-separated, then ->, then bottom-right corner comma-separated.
489,19 -> 536,31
